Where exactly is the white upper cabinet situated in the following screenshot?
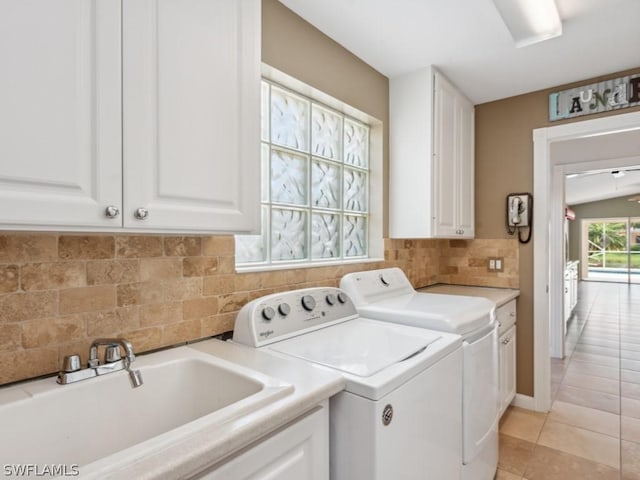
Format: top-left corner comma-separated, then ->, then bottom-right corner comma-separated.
390,66 -> 475,239
0,0 -> 122,228
123,0 -> 260,232
0,0 -> 260,233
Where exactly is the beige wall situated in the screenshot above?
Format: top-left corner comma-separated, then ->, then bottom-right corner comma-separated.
476,67 -> 640,396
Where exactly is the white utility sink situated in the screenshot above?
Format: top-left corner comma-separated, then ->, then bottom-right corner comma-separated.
0,346 -> 293,474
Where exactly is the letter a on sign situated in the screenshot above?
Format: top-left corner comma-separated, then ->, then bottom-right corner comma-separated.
569,97 -> 582,114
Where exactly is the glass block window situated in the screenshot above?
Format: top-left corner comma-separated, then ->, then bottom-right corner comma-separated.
236,80 -> 370,267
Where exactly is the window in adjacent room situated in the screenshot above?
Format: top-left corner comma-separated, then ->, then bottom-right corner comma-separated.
235,74 -> 382,270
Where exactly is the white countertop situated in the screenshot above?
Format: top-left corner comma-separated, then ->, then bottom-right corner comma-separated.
86,339 -> 345,479
417,284 -> 520,308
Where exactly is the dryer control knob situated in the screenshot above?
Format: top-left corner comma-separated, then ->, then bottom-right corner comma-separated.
301,295 -> 316,311
337,292 -> 348,304
325,294 -> 336,306
261,306 -> 276,321
278,303 -> 291,316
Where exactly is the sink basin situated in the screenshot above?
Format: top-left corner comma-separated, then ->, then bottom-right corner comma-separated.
0,345 -> 293,473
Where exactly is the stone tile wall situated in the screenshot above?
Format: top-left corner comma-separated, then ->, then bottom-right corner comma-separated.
0,234 -> 518,385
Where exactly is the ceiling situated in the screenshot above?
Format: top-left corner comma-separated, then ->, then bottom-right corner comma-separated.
565,168 -> 640,205
552,129 -> 640,205
278,0 -> 640,104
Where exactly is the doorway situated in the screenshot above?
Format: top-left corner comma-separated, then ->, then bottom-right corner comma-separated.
532,110 -> 640,413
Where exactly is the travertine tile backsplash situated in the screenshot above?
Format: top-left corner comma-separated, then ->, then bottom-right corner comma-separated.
0,234 -> 518,385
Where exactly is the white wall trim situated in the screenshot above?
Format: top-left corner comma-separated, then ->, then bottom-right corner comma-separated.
532,110 -> 640,413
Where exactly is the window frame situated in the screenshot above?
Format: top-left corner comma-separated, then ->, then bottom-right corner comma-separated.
235,65 -> 384,273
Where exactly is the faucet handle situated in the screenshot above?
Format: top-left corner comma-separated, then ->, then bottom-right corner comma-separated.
105,345 -> 122,363
62,354 -> 81,373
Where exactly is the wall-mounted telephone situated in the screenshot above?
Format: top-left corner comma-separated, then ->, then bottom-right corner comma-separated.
506,193 -> 533,243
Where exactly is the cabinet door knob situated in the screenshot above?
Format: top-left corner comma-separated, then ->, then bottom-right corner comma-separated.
134,207 -> 149,220
105,205 -> 120,218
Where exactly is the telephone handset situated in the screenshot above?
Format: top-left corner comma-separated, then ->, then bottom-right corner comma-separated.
506,193 -> 532,243
509,196 -> 525,226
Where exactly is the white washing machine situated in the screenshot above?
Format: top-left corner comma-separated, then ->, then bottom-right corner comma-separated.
232,287 -> 463,480
340,268 -> 499,480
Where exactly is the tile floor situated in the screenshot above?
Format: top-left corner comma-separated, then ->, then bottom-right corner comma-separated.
496,281 -> 640,480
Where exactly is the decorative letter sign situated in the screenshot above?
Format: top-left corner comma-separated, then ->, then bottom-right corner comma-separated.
549,74 -> 640,121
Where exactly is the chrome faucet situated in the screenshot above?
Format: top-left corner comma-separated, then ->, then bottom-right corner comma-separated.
57,338 -> 143,388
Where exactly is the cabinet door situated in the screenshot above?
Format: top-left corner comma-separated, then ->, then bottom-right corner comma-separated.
433,72 -> 474,238
432,72 -> 458,237
123,0 -> 260,232
0,0 -> 122,228
198,406 -> 328,480
499,325 -> 517,415
456,95 -> 474,237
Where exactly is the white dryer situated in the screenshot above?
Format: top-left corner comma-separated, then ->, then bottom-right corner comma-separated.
340,268 -> 499,480
233,287 -> 463,480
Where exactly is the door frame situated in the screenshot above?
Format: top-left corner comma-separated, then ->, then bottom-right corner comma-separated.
532,110 -> 640,412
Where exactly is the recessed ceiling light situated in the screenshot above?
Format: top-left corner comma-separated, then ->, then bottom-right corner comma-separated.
492,0 -> 563,48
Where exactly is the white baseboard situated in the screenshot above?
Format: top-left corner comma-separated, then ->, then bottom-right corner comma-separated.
511,393 -> 536,411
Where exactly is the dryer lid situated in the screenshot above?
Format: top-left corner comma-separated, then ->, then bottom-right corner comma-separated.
268,318 -> 441,377
340,268 -> 495,336
359,292 -> 494,336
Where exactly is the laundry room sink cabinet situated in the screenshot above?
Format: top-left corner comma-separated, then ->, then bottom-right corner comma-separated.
389,66 -> 474,238
200,405 -> 329,480
0,0 -> 260,233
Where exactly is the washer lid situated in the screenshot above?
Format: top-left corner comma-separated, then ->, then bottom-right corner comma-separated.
269,318 -> 440,377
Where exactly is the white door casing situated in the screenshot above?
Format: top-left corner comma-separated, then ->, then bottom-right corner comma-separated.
532,110 -> 640,413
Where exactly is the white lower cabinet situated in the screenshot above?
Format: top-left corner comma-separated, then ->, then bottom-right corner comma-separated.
497,300 -> 517,416
197,404 -> 329,480
499,325 -> 516,416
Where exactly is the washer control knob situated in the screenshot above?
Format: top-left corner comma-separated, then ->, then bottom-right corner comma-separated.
325,294 -> 336,306
261,306 -> 276,321
301,295 -> 316,311
380,274 -> 390,286
278,303 -> 291,316
337,292 -> 348,304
